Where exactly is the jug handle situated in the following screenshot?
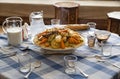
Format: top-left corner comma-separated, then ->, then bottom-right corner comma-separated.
2,21 -> 7,34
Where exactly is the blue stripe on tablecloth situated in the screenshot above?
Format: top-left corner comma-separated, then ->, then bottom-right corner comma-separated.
69,74 -> 87,79
0,57 -> 19,72
111,57 -> 120,62
0,34 -> 7,40
77,56 -> 117,76
29,72 -> 43,79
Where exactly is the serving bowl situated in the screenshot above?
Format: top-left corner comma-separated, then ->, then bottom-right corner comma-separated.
33,27 -> 84,54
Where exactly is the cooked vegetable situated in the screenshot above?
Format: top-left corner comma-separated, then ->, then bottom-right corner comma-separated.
55,35 -> 62,42
51,39 -> 60,49
33,27 -> 84,49
40,38 -> 47,44
60,39 -> 65,49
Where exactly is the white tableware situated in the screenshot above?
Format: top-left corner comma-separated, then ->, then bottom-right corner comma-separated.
33,41 -> 84,54
33,27 -> 84,54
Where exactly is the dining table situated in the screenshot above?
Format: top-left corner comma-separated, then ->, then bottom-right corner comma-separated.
0,25 -> 120,79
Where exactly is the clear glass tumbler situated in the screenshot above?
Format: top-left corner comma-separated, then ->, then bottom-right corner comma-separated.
51,19 -> 60,25
64,55 -> 77,74
17,52 -> 31,73
87,22 -> 96,36
50,19 -> 61,28
101,44 -> 112,57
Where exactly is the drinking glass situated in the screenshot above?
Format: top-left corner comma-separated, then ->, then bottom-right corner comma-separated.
50,19 -> 61,28
51,19 -> 60,25
2,17 -> 23,46
87,22 -> 96,36
95,30 -> 111,46
87,35 -> 96,48
101,44 -> 112,57
17,52 -> 31,73
64,55 -> 77,74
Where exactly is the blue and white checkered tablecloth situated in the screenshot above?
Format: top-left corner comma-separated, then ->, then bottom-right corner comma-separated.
0,28 -> 120,79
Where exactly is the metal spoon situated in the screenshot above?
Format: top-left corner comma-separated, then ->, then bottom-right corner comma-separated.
95,56 -> 120,69
76,67 -> 88,78
98,59 -> 120,69
24,61 -> 41,79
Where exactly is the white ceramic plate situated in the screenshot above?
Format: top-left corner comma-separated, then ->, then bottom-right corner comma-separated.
33,41 -> 84,54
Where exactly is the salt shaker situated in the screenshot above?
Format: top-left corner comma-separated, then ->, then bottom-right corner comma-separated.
22,23 -> 29,40
87,35 -> 96,47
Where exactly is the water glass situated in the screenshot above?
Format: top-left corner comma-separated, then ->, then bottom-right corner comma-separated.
101,44 -> 112,57
51,19 -> 60,25
87,22 -> 96,36
17,53 -> 31,73
64,55 -> 77,74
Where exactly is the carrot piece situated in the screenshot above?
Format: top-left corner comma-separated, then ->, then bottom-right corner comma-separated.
68,37 -> 79,44
40,38 -> 47,44
45,42 -> 50,47
60,39 -> 65,49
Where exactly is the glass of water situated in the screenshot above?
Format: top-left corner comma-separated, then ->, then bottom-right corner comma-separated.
87,22 -> 96,36
101,44 -> 112,57
50,19 -> 60,28
17,52 -> 31,74
51,19 -> 60,25
64,55 -> 77,74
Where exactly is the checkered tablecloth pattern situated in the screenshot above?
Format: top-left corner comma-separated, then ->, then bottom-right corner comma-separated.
0,29 -> 120,79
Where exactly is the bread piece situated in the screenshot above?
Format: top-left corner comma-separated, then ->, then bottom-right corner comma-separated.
65,24 -> 89,31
